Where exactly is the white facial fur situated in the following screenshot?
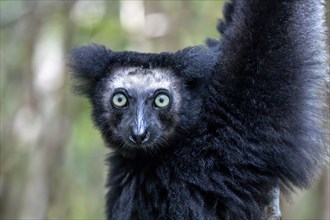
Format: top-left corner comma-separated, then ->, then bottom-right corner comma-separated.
102,67 -> 182,114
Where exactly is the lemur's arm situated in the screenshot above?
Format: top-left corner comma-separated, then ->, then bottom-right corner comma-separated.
209,0 -> 328,190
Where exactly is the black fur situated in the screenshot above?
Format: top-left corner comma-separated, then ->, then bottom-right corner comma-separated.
68,0 -> 328,219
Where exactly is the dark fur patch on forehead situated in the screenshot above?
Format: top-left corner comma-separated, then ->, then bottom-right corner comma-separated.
108,67 -> 180,91
127,68 -> 154,76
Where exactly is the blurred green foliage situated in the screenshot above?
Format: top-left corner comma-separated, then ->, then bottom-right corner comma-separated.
0,1 -> 329,220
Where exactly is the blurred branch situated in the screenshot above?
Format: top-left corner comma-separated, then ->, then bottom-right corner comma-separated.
19,1 -> 75,219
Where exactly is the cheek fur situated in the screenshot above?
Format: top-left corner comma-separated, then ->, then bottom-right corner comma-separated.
109,112 -> 131,140
157,110 -> 178,138
110,112 -> 123,128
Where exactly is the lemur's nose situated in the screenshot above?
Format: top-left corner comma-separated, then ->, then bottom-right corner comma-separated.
129,129 -> 150,144
130,104 -> 150,144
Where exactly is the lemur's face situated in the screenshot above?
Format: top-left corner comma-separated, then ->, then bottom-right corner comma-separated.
100,67 -> 182,152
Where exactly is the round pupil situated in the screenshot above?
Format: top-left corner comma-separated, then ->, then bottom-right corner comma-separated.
155,94 -> 169,108
113,93 -> 127,108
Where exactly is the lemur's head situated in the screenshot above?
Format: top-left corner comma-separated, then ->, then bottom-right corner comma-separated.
101,67 -> 181,152
69,44 -> 217,157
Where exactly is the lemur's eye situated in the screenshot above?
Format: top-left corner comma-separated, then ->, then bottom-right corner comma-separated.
154,94 -> 170,108
112,93 -> 128,108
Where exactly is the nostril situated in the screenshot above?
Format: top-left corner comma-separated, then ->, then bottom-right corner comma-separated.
134,133 -> 146,144
141,132 -> 150,144
129,135 -> 136,144
129,131 -> 150,144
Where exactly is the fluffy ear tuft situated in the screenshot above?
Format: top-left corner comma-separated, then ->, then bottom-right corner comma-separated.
178,45 -> 217,78
68,43 -> 110,96
176,45 -> 218,93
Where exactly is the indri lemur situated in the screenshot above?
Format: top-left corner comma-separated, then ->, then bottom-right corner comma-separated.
69,0 -> 328,219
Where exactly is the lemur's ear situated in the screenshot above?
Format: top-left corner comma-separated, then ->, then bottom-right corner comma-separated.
175,45 -> 218,93
68,43 -> 111,96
